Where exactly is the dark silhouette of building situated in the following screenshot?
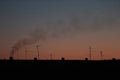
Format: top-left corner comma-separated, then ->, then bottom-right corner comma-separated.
112,58 -> 116,61
85,58 -> 88,61
61,57 -> 65,60
34,57 -> 37,60
9,57 -> 13,60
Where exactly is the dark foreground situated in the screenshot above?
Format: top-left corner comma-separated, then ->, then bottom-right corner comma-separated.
0,59 -> 120,72
0,60 -> 120,79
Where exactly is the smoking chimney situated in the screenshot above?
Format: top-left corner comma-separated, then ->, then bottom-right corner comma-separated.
10,47 -> 15,60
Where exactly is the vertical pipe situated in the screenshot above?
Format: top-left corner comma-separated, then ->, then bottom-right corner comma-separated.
25,48 -> 27,60
36,45 -> 40,60
100,51 -> 103,60
50,53 -> 52,60
89,46 -> 91,60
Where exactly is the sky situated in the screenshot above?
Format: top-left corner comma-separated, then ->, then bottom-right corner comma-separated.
0,0 -> 120,60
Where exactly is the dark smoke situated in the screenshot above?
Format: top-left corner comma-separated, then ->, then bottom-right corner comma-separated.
10,28 -> 48,57
10,14 -> 120,57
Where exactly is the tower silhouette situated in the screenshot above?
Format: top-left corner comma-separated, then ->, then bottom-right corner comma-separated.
25,48 -> 28,60
89,46 -> 92,60
36,45 -> 40,60
50,53 -> 52,60
100,51 -> 103,60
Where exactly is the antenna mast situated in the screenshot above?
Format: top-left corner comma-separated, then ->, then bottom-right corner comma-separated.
25,48 -> 27,60
89,46 -> 92,60
100,51 -> 103,60
50,53 -> 52,60
36,45 -> 40,60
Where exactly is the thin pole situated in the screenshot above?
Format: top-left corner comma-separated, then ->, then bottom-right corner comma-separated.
36,45 -> 40,59
89,46 -> 91,60
25,48 -> 27,60
50,53 -> 52,60
100,51 -> 103,60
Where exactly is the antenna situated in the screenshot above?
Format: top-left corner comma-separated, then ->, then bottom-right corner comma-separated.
36,45 -> 40,60
89,46 -> 92,60
10,47 -> 15,59
50,53 -> 52,60
25,48 -> 27,60
100,51 -> 103,60
17,50 -> 19,60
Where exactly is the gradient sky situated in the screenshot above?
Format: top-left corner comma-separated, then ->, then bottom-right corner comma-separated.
0,0 -> 120,60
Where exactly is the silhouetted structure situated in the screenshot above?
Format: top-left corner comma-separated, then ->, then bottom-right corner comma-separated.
61,57 -> 65,60
89,46 -> 92,60
112,58 -> 116,61
34,57 -> 37,60
36,45 -> 40,59
25,48 -> 28,59
85,58 -> 88,61
100,51 -> 103,60
50,53 -> 52,60
9,57 -> 13,60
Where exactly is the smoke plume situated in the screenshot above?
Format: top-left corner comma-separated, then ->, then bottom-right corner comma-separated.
10,28 -> 48,57
10,14 -> 120,57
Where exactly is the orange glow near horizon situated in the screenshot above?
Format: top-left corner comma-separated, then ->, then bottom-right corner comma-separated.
0,0 -> 120,60
1,30 -> 120,60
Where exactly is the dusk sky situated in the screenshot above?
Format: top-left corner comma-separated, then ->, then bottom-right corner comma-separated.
0,0 -> 120,60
